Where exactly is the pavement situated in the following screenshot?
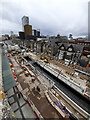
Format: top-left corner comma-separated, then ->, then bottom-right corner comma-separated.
7,87 -> 36,119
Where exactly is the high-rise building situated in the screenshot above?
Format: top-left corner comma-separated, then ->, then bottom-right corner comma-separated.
10,31 -> 14,40
22,16 -> 29,31
88,2 -> 90,41
32,29 -> 40,37
36,29 -> 40,37
19,32 -> 25,40
24,25 -> 32,39
32,29 -> 37,36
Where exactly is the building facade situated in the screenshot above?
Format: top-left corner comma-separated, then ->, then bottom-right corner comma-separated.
22,16 -> 29,31
19,32 -> 25,40
24,25 -> 32,39
57,43 -> 84,65
32,29 -> 40,38
58,44 -> 66,60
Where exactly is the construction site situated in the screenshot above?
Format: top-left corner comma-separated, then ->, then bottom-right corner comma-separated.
0,41 -> 89,119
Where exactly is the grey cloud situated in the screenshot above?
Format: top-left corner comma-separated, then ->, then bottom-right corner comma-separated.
0,0 -> 89,36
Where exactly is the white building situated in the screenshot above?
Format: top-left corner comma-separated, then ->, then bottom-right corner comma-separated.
22,16 -> 29,31
32,29 -> 40,37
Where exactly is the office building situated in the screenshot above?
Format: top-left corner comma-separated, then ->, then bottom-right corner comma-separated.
32,29 -> 40,38
22,16 -> 29,31
24,25 -> 32,39
32,29 -> 37,36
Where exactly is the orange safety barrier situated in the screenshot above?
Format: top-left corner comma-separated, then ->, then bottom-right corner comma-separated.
0,88 -> 4,100
86,64 -> 90,70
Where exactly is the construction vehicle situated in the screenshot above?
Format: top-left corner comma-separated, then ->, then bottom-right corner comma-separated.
9,63 -> 13,67
24,68 -> 29,77
44,58 -> 48,63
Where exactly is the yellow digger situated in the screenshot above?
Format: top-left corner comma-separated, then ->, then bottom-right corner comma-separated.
44,57 -> 48,63
9,63 -> 13,67
24,68 -> 29,77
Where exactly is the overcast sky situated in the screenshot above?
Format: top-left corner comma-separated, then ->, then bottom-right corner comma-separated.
0,0 -> 89,36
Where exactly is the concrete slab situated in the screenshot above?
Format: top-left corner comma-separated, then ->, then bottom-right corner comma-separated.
22,104 -> 36,118
19,97 -> 26,106
11,102 -> 18,111
7,88 -> 14,98
15,110 -> 22,118
8,96 -> 15,104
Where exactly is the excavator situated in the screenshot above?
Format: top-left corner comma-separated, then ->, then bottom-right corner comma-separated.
44,57 -> 48,63
24,68 -> 29,77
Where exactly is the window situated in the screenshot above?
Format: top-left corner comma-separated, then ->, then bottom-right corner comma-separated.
68,48 -> 72,52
